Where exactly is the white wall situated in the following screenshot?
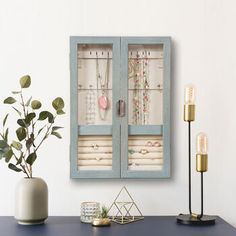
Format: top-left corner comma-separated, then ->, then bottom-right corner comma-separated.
1,0 -> 236,227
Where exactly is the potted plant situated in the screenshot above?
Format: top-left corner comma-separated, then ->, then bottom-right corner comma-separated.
0,75 -> 65,225
92,206 -> 111,227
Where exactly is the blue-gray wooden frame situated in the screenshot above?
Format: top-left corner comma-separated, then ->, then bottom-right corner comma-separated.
70,36 -> 121,178
120,37 -> 171,178
70,36 -> 171,179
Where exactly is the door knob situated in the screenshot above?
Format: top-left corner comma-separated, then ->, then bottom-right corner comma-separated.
117,100 -> 125,117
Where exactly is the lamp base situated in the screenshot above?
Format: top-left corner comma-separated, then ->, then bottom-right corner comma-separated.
176,214 -> 216,225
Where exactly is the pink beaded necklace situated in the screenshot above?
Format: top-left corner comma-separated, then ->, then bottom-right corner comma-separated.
96,53 -> 110,120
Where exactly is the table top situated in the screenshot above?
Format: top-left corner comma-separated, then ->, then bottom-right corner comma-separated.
0,216 -> 235,236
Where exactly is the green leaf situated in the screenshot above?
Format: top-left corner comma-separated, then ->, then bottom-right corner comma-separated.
0,150 -> 4,159
4,97 -> 16,104
51,131 -> 62,139
4,148 -> 13,163
11,141 -> 22,150
16,127 -> 26,141
31,100 -> 42,110
25,112 -> 36,124
16,153 -> 23,165
0,140 -> 8,149
52,126 -> 63,131
20,75 -> 31,88
25,96 -> 32,106
52,97 -> 64,111
8,163 -> 22,172
4,128 -> 9,142
30,133 -> 34,140
3,114 -> 9,126
17,119 -> 28,128
38,111 -> 54,123
26,138 -> 34,149
56,109 -> 65,115
12,107 -> 22,116
37,126 -> 45,135
38,111 -> 48,121
30,133 -> 35,147
26,152 -> 37,165
48,113 -> 54,123
12,91 -> 21,94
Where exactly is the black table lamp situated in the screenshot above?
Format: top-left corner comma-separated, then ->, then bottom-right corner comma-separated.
176,85 -> 216,225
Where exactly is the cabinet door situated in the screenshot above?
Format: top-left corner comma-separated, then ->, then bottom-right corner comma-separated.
70,37 -> 121,178
120,37 -> 171,178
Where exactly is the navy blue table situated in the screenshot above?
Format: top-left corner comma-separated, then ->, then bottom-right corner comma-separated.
0,216 -> 236,236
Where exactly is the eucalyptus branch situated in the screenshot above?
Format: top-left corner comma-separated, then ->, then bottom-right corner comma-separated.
20,91 -> 33,176
12,152 -> 30,178
34,124 -> 47,141
20,92 -> 30,138
1,75 -> 65,177
35,119 -> 55,153
20,91 -> 27,118
22,149 -> 31,177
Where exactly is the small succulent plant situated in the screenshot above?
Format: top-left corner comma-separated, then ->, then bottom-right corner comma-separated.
0,75 -> 65,178
100,206 -> 109,218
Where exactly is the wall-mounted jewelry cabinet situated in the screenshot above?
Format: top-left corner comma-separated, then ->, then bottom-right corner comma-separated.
70,37 -> 171,178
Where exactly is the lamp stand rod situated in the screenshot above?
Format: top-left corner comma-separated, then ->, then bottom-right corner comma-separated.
188,121 -> 192,215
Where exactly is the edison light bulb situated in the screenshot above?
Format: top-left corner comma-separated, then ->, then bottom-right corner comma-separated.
184,84 -> 195,105
196,132 -> 208,155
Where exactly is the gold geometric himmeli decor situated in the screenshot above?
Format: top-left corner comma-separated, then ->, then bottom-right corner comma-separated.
108,186 -> 144,224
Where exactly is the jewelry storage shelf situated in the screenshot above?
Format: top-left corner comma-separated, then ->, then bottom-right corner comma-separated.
1,216 -> 236,236
70,36 -> 171,179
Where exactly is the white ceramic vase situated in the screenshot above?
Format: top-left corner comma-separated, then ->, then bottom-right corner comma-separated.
15,177 -> 48,225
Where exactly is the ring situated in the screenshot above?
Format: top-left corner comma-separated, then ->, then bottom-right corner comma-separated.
92,144 -> 99,150
146,141 -> 152,147
128,149 -> 135,154
139,149 -> 149,155
153,142 -> 161,147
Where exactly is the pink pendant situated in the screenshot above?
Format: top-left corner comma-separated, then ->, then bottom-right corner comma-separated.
98,96 -> 109,110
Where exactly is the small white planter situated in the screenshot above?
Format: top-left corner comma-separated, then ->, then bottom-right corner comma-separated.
15,177 -> 48,225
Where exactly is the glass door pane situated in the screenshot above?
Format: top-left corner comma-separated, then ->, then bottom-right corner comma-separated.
128,44 -> 164,171
77,44 -> 113,171
128,45 -> 163,125
78,44 -> 113,125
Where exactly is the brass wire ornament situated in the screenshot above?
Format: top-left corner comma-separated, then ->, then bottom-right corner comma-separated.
108,186 -> 144,225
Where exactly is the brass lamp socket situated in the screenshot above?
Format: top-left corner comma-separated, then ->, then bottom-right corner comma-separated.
196,154 -> 208,172
184,104 -> 195,122
191,213 -> 198,219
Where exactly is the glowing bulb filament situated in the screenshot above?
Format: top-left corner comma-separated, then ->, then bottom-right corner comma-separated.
196,132 -> 208,155
184,84 -> 195,105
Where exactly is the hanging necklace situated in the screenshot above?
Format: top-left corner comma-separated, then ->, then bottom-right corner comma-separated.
142,51 -> 150,124
85,84 -> 95,124
96,53 -> 110,120
132,52 -> 141,124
